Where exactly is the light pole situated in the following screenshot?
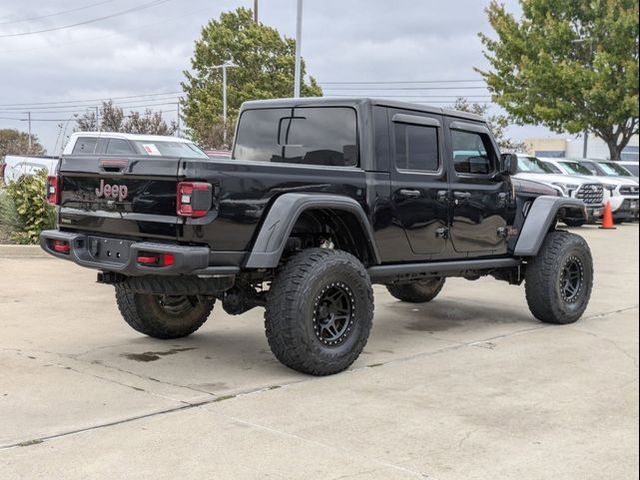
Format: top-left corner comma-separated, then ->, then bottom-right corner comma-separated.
572,37 -> 594,159
293,0 -> 303,98
212,60 -> 238,146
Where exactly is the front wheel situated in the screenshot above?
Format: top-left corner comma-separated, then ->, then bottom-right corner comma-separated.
115,285 -> 215,339
525,231 -> 593,325
265,249 -> 374,376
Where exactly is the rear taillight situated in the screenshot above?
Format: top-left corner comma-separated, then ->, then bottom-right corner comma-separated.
177,182 -> 212,218
46,176 -> 60,205
137,253 -> 175,267
49,239 -> 70,254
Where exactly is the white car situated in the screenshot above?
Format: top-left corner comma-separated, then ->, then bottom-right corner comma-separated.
62,132 -> 209,158
618,161 -> 639,178
515,155 -> 604,225
541,158 -> 639,224
2,155 -> 59,184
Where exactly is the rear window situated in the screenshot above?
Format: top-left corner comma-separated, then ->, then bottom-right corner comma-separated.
105,138 -> 134,155
234,107 -> 358,167
72,137 -> 98,154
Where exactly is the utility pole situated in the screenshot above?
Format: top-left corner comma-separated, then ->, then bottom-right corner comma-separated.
571,37 -> 593,159
253,0 -> 258,22
293,0 -> 303,98
176,103 -> 181,137
27,111 -> 32,153
212,60 -> 238,146
96,106 -> 101,132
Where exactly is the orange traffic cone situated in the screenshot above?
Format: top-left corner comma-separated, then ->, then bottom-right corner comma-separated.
599,201 -> 616,230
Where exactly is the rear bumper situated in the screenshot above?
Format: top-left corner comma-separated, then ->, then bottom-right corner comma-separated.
40,230 -> 239,276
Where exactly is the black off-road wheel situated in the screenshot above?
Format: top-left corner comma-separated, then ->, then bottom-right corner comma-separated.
386,277 -> 445,303
525,231 -> 593,325
265,249 -> 374,376
115,285 -> 215,339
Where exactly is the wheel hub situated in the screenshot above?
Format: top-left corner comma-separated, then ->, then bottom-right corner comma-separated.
313,282 -> 355,347
560,256 -> 584,303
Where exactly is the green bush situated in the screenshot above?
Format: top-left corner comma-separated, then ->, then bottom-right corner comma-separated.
0,169 -> 55,244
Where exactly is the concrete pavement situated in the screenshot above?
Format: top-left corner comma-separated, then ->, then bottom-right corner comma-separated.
1,225 -> 638,479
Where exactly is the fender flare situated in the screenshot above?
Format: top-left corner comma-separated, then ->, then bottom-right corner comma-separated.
244,193 -> 381,269
514,196 -> 587,256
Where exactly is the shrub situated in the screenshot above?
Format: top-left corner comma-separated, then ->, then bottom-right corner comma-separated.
0,169 -> 55,244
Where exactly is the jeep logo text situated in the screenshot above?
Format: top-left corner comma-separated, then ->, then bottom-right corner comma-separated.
95,179 -> 128,202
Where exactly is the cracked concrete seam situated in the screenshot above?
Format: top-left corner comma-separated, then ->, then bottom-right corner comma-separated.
1,302 -> 636,453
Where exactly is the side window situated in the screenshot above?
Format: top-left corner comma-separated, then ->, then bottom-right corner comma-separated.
394,122 -> 439,172
451,129 -> 496,175
72,137 -> 97,155
105,139 -> 134,155
234,107 -> 358,167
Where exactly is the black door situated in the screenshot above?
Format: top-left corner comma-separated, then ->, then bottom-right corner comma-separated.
446,120 -> 512,256
389,111 -> 449,259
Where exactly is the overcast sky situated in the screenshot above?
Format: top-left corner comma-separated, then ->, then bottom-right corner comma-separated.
0,0 -> 554,154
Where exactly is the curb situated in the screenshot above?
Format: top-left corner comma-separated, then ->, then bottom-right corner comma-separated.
0,244 -> 47,259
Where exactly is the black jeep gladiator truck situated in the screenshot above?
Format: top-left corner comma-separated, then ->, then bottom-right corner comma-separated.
41,98 -> 593,376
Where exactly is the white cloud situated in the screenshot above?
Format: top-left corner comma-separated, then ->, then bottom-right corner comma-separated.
0,0 -> 538,153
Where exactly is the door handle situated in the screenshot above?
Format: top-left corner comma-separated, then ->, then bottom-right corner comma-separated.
453,191 -> 472,200
398,189 -> 421,199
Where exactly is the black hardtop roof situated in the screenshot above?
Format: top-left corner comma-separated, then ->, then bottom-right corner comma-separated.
240,97 -> 485,123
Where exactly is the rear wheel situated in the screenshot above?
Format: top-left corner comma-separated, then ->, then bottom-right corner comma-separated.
115,285 -> 215,339
265,249 -> 374,376
386,278 -> 445,303
525,231 -> 593,325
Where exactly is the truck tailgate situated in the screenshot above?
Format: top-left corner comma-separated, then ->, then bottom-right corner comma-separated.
58,156 -> 180,240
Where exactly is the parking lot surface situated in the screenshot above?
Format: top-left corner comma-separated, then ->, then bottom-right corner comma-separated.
1,225 -> 638,480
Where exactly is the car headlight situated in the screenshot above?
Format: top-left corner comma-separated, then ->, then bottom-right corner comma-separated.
552,182 -> 579,196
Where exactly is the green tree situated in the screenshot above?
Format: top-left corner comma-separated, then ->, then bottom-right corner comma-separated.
0,129 -> 46,158
478,0 -> 639,159
181,7 -> 323,149
76,100 -> 177,135
451,97 -> 525,152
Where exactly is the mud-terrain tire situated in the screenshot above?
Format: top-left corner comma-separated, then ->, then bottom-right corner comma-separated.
386,278 -> 445,303
525,231 -> 593,325
115,285 -> 215,339
265,249 -> 374,376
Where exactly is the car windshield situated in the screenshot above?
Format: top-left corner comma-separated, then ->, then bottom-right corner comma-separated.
517,156 -> 555,174
132,140 -> 209,159
560,161 -> 593,176
623,163 -> 639,176
598,162 -> 633,176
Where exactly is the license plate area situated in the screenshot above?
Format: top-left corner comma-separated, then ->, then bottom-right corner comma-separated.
88,236 -> 133,264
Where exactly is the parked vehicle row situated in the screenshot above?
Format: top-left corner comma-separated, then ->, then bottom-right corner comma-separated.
541,158 -> 639,224
514,155 -> 604,226
512,154 -> 638,225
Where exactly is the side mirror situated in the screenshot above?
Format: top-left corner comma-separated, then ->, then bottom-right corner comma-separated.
500,153 -> 518,176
